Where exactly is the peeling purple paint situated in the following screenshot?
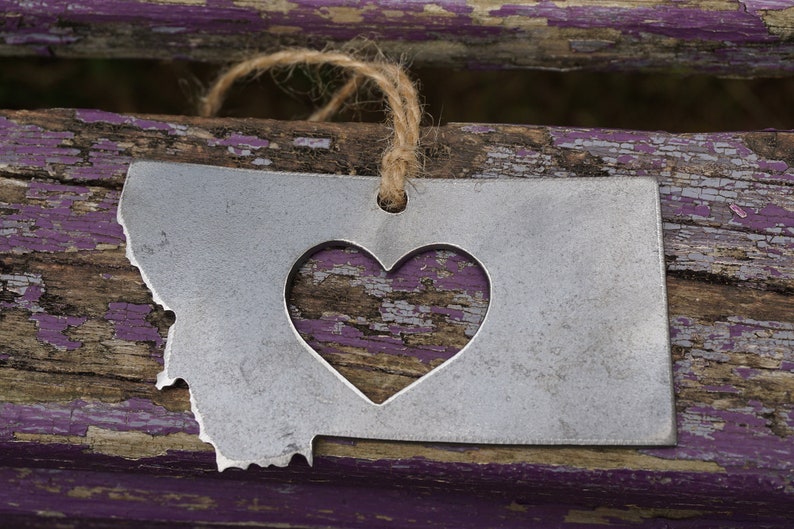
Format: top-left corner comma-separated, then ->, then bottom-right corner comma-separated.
301,319 -> 452,364
208,133 -> 270,150
0,0 -> 782,45
514,148 -> 537,157
701,384 -> 740,394
1,110 -> 793,525
0,181 -> 123,254
75,109 -> 187,136
3,0 -> 794,75
732,203 -> 794,233
633,142 -> 657,154
1,399 -> 199,440
291,247 -> 488,364
69,137 -> 131,181
304,247 -> 490,298
733,367 -> 756,380
1,443 -> 793,527
0,272 -> 103,352
757,159 -> 789,172
294,315 -> 463,364
0,115 -> 127,181
645,406 -> 794,472
493,2 -> 776,42
763,265 -> 784,277
29,313 -> 87,350
105,302 -> 164,347
660,309 -> 794,470
676,203 -> 711,219
0,116 -> 81,168
0,272 -> 44,311
552,128 -> 658,146
3,110 -> 791,288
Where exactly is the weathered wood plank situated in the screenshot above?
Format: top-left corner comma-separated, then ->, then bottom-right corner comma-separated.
1,108 -> 793,527
2,1 -> 794,76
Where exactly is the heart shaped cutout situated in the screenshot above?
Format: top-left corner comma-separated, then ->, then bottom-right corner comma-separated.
287,245 -> 490,404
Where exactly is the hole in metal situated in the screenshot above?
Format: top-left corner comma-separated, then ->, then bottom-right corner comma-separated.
376,191 -> 408,213
286,245 -> 490,404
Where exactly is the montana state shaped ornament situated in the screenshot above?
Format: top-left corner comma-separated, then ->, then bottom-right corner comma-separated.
119,161 -> 675,470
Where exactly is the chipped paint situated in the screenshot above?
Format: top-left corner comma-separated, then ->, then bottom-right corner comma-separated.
29,314 -> 87,350
76,109 -> 188,136
0,272 -> 44,312
758,5 -> 794,38
293,136 -> 332,149
208,133 -> 270,150
3,0 -> 794,74
0,181 -> 124,254
0,116 -> 80,172
1,109 -> 793,525
15,426 -> 211,459
2,399 -> 200,440
105,302 -> 164,346
730,203 -> 749,218
289,246 -> 489,401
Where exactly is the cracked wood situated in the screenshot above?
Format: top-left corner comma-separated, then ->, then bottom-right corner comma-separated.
0,108 -> 793,527
2,1 -> 794,76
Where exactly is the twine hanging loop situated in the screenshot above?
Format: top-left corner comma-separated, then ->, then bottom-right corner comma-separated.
200,49 -> 421,211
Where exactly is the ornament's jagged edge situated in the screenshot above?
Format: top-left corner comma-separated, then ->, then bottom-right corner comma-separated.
156,369 -> 313,471
118,198 -> 312,471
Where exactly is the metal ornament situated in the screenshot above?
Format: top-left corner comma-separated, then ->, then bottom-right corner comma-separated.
119,161 -> 676,470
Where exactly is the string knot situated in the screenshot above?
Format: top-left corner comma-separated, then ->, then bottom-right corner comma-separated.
201,49 -> 422,212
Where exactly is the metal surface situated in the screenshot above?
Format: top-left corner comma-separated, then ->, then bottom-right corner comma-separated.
119,161 -> 675,470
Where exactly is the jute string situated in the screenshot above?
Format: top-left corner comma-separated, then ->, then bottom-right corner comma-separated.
200,49 -> 421,211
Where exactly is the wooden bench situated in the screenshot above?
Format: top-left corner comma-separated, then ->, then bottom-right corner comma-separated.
3,0 -> 794,76
2,2 -> 794,528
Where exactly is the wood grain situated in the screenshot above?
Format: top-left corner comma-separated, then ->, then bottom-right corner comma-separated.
1,108 -> 793,527
2,1 -> 794,76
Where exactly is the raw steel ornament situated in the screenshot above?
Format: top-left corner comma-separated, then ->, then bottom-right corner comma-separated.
118,161 -> 675,470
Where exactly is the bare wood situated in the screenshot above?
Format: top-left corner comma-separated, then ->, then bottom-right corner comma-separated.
2,1 -> 794,76
1,109 -> 793,526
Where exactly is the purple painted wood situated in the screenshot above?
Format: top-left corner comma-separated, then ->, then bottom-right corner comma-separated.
0,108 -> 793,527
1,1 -> 794,76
